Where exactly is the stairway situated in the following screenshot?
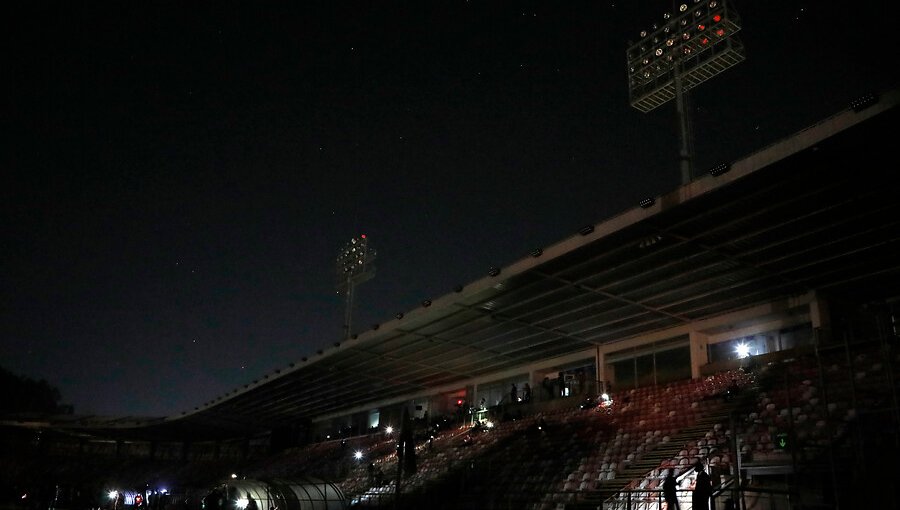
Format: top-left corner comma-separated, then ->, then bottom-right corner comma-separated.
565,397 -> 747,510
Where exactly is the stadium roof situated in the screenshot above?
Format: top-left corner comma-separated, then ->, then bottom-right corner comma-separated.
10,88 -> 900,442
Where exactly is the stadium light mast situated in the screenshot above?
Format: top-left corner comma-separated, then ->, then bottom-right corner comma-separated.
626,0 -> 745,184
335,234 -> 376,340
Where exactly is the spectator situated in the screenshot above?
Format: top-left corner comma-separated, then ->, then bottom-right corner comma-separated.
692,461 -> 712,510
542,376 -> 554,399
663,468 -> 680,510
725,377 -> 740,401
510,383 -> 518,403
523,383 -> 532,402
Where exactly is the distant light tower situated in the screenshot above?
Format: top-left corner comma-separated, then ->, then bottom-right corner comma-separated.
626,0 -> 745,184
336,234 -> 376,340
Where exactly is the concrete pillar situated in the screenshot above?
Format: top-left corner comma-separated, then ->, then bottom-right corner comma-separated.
810,294 -> 832,345
690,330 -> 709,379
596,349 -> 606,394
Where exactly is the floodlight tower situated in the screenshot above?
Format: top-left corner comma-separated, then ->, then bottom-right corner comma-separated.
336,234 -> 376,340
626,0 -> 745,184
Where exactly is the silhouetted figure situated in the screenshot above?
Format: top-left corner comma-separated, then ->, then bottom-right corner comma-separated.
663,468 -> 680,510
542,376 -> 554,399
510,383 -> 518,403
725,378 -> 740,402
692,462 -> 712,510
576,369 -> 586,394
245,493 -> 258,510
523,383 -> 532,402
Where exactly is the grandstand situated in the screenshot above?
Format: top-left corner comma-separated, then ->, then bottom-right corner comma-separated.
2,88 -> 899,510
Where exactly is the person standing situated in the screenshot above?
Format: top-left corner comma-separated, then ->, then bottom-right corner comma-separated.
510,383 -> 518,403
246,493 -> 259,510
663,468 -> 680,510
692,461 -> 713,510
523,383 -> 532,402
542,376 -> 554,399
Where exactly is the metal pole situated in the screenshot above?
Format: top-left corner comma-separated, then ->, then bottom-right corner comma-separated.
674,61 -> 693,185
731,411 -> 743,510
813,328 -> 840,510
343,275 -> 354,340
784,365 -> 799,509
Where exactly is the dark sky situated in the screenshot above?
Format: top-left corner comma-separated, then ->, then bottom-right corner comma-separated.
3,0 -> 897,417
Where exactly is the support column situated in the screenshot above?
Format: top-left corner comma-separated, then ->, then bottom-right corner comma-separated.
810,293 -> 833,346
596,348 -> 607,394
690,330 -> 709,379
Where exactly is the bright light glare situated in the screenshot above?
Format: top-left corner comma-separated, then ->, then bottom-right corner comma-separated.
108,492 -> 118,500
601,393 -> 610,401
354,450 -> 363,460
735,343 -> 751,359
485,421 -> 494,428
385,426 -> 393,434
231,473 -> 238,479
236,499 -> 249,509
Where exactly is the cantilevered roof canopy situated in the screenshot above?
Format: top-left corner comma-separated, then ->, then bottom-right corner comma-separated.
12,89 -> 899,442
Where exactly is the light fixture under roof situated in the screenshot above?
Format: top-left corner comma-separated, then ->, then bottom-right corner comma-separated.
850,92 -> 878,112
640,197 -> 656,208
709,162 -> 731,176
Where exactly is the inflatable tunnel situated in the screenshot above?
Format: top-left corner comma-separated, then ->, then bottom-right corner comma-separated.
203,478 -> 346,510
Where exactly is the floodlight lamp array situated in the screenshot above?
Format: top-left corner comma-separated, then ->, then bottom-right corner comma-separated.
627,0 -> 744,112
335,235 -> 377,290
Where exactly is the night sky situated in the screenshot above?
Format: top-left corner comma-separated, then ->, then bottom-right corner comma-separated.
3,1 -> 897,417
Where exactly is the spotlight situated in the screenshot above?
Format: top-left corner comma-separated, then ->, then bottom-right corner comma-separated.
422,299 -> 432,307
579,225 -> 595,235
639,197 -> 656,208
849,92 -> 878,112
354,450 -> 363,460
735,342 -> 751,359
709,162 -> 731,176
530,248 -> 543,257
385,426 -> 394,434
488,267 -> 501,277
639,234 -> 663,249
